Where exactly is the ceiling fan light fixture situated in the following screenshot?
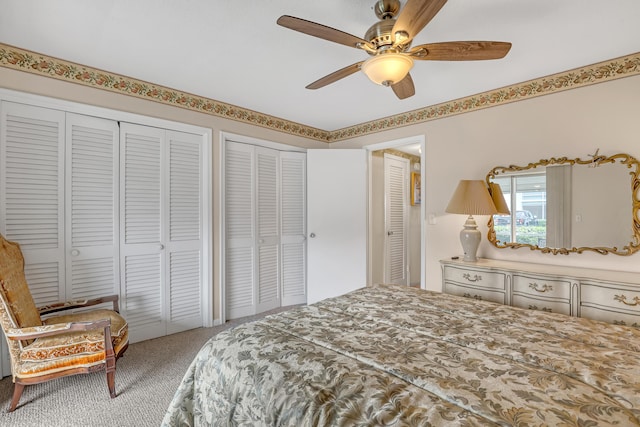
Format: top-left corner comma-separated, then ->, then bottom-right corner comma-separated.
361,53 -> 414,86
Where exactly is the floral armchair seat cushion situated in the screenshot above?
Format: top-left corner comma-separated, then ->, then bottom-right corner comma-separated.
13,308 -> 129,378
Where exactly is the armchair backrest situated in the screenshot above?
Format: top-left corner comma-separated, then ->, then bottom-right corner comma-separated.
0,234 -> 42,329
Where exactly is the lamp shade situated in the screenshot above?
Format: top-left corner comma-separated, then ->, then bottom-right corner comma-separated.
361,53 -> 414,86
488,182 -> 510,215
445,180 -> 498,215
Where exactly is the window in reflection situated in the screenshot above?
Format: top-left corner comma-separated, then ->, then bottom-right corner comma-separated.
487,152 -> 640,255
492,173 -> 547,246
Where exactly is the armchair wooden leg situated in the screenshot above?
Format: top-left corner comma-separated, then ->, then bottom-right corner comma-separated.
103,324 -> 117,398
9,382 -> 25,412
106,370 -> 116,398
105,346 -> 116,398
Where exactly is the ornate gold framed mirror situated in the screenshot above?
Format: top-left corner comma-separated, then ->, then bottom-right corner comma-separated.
486,152 -> 640,255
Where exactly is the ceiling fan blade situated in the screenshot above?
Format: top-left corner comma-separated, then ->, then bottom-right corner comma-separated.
392,0 -> 448,44
277,15 -> 373,50
391,73 -> 415,100
409,41 -> 512,60
306,62 -> 364,90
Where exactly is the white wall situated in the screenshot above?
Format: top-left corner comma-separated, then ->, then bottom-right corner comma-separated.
333,74 -> 640,291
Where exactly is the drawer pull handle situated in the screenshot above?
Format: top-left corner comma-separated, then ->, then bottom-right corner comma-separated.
529,283 -> 552,293
613,294 -> 640,306
614,319 -> 640,328
463,293 -> 483,301
529,305 -> 553,313
462,273 -> 482,283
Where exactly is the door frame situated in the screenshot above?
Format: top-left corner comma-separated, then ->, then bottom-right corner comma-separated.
365,135 -> 426,289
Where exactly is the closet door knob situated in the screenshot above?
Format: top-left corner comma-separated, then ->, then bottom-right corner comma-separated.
70,249 -> 80,256
159,244 -> 165,250
310,233 -> 316,238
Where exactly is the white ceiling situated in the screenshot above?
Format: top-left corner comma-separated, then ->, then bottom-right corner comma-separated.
1,0 -> 639,131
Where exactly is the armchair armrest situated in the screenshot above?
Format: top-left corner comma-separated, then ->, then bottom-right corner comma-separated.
5,319 -> 112,341
38,294 -> 120,315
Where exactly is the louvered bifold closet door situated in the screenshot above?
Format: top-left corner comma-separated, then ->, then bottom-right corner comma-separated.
384,154 -> 409,285
255,147 -> 280,313
165,130 -> 203,335
120,123 -> 165,342
280,151 -> 306,306
65,113 -> 119,305
0,102 -> 65,306
225,141 -> 256,319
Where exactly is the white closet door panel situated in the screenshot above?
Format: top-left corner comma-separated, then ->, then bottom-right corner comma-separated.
123,253 -> 164,342
384,155 -> 409,285
120,123 -> 166,341
256,245 -> 279,312
281,241 -> 306,305
23,261 -> 62,307
256,148 -> 279,239
66,113 -> 119,303
225,142 -> 254,241
1,101 -> 65,303
226,247 -> 254,319
255,147 -> 280,312
168,133 -> 201,242
167,250 -> 201,333
121,124 -> 163,245
225,141 -> 256,319
280,152 -> 306,305
166,130 -> 203,333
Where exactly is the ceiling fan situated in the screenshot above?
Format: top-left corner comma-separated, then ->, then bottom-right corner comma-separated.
277,0 -> 512,100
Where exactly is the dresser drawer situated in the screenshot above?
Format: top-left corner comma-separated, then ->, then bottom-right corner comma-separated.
580,306 -> 640,328
512,294 -> 570,316
512,274 -> 571,300
443,265 -> 507,291
443,282 -> 506,305
580,282 -> 640,316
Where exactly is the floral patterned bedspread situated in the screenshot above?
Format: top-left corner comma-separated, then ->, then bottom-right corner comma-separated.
162,284 -> 640,426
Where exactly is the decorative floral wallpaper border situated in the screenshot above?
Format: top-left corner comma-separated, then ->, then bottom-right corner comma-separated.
330,52 -> 640,142
1,43 -> 638,143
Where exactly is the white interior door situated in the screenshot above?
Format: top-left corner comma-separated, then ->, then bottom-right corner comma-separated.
255,146 -> 280,313
384,154 -> 409,285
307,149 -> 367,304
165,130 -> 204,334
65,113 -> 120,304
1,102 -> 66,306
120,123 -> 165,342
224,141 -> 256,319
0,102 -> 65,377
280,151 -> 307,306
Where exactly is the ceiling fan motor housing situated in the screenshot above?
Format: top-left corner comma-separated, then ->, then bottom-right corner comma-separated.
366,0 -> 411,53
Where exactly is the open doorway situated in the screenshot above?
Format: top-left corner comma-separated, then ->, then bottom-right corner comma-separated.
367,136 -> 425,288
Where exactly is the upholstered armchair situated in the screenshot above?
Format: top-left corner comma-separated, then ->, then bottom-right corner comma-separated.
0,234 -> 129,412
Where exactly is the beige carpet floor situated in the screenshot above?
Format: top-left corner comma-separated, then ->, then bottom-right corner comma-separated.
0,306 -> 296,427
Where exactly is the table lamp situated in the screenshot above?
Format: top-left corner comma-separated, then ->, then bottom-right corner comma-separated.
446,180 -> 499,262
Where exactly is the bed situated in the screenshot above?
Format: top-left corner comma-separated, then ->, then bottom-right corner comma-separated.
162,284 -> 640,426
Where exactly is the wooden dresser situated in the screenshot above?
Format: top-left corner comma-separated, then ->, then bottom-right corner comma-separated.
440,258 -> 640,327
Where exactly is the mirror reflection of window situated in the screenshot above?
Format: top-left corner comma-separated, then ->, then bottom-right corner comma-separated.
492,173 -> 546,246
487,153 -> 640,255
